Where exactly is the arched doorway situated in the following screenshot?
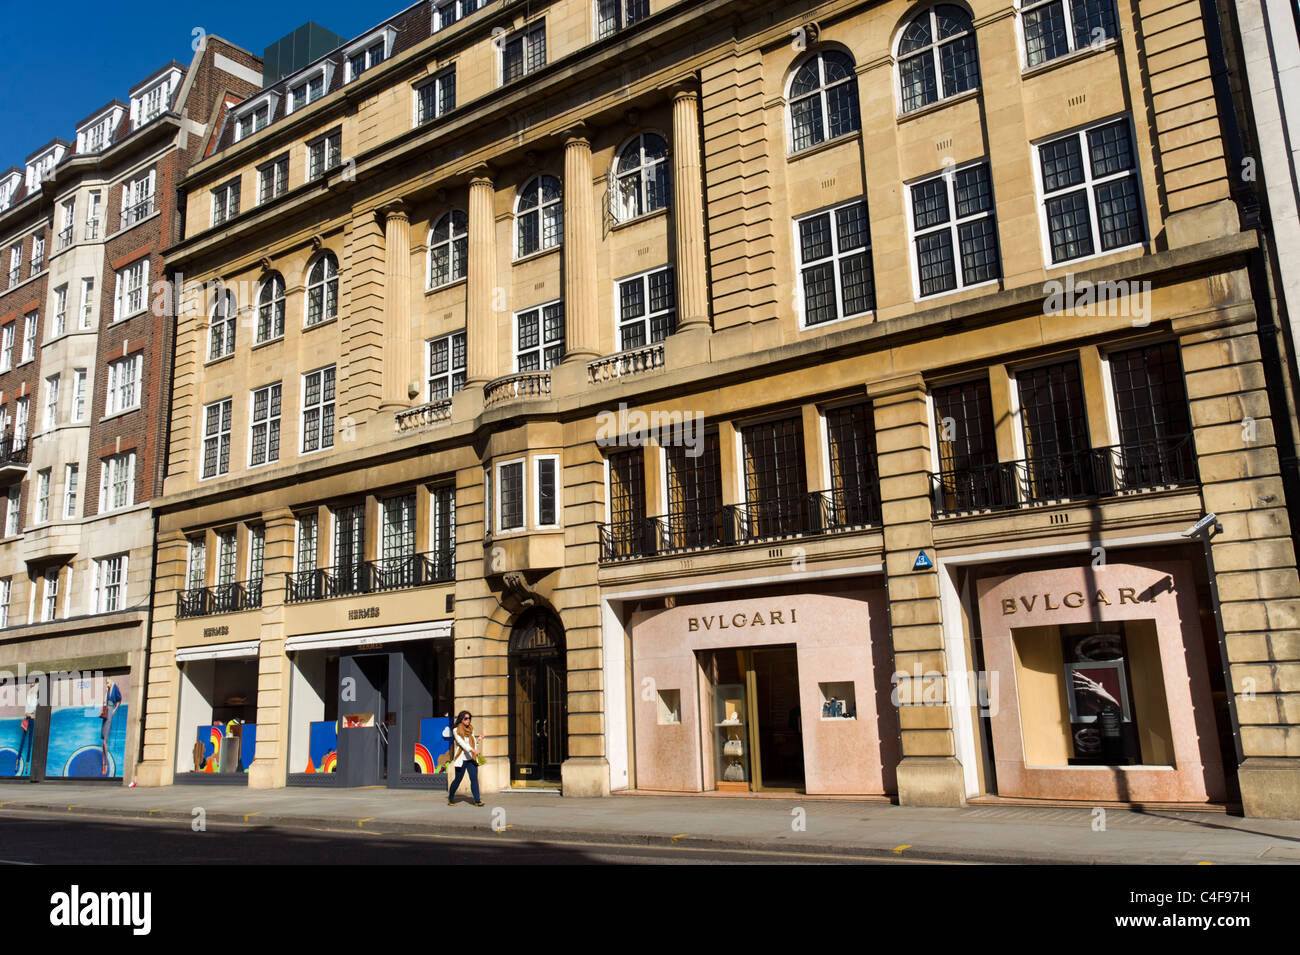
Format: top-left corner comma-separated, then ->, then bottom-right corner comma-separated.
508,610 -> 567,784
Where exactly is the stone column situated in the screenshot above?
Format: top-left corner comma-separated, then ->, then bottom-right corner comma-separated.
670,85 -> 710,334
563,127 -> 600,361
1175,307 -> 1300,818
379,202 -> 412,412
247,507 -> 295,789
467,167 -> 497,385
869,373 -> 967,807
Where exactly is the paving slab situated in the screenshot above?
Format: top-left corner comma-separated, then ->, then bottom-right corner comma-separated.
0,782 -> 1297,864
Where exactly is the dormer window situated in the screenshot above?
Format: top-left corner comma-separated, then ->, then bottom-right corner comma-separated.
130,67 -> 182,130
25,146 -> 65,192
232,91 -> 281,142
77,105 -> 125,154
343,27 -> 397,83
0,173 -> 19,212
433,0 -> 486,31
286,63 -> 335,114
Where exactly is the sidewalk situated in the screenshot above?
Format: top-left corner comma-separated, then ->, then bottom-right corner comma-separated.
1,782 -> 1298,864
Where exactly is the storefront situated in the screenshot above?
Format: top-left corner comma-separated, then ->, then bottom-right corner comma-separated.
285,621 -> 453,788
624,583 -> 898,795
173,641 -> 261,782
972,557 -> 1229,803
0,669 -> 131,781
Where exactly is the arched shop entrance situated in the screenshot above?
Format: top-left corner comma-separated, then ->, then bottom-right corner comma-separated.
508,610 -> 567,785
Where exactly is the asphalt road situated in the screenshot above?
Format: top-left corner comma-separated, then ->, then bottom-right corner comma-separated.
0,810 -> 963,865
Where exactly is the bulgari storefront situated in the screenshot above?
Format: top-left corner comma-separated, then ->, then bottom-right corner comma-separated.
965,553 -> 1231,804
615,581 -> 899,796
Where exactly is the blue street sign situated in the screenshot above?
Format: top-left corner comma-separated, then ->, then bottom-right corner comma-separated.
913,550 -> 933,571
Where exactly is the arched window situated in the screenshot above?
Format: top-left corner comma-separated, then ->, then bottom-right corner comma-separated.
256,272 -> 285,343
306,253 -> 338,328
897,6 -> 979,114
787,50 -> 861,153
208,286 -> 236,360
515,175 -> 562,258
613,133 -> 669,222
428,211 -> 468,289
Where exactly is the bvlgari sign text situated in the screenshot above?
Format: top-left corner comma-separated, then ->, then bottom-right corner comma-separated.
687,608 -> 798,631
1001,588 -> 1155,615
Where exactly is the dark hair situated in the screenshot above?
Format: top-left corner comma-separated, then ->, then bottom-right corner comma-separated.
455,710 -> 472,725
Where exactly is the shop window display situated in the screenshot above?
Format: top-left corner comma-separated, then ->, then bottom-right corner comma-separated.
1012,621 -> 1173,767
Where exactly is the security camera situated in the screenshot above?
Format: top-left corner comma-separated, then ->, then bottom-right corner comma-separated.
1183,513 -> 1221,539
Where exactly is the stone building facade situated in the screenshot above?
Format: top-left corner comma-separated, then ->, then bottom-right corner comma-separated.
138,0 -> 1300,816
0,35 -> 261,783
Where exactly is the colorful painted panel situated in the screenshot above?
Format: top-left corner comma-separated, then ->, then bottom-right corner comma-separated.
303,720 -> 338,773
45,674 -> 130,779
415,717 -> 451,774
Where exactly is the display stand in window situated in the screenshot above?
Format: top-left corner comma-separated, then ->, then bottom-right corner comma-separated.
713,683 -> 750,791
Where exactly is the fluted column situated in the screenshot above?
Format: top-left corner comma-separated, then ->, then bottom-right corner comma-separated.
380,201 -> 412,411
563,127 -> 600,361
671,85 -> 710,333
467,167 -> 496,385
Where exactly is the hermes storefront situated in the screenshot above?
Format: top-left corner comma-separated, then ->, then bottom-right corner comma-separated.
617,581 -> 899,796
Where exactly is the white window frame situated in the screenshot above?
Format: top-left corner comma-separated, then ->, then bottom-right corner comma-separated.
72,369 -> 87,422
433,0 -> 486,31
307,129 -> 342,180
611,132 -> 670,223
257,155 -> 289,204
113,257 -> 150,322
30,235 -> 45,275
3,487 -> 18,537
427,210 -> 468,289
495,457 -> 527,532
904,160 -> 1001,300
21,311 -> 37,362
92,554 -> 128,613
0,578 -> 10,627
249,382 -> 282,468
792,197 -> 875,329
80,277 -> 95,328
132,72 -> 176,129
63,463 -> 79,519
301,366 -> 336,454
414,68 -> 456,126
211,178 -> 241,226
86,190 -> 102,241
895,6 -> 981,115
121,169 -> 157,227
52,285 -> 67,337
595,0 -> 649,39
342,27 -> 397,83
1018,0 -> 1118,69
231,91 -> 280,142
499,21 -> 547,86
427,331 -> 467,400
35,469 -> 51,524
514,174 -> 563,259
13,397 -> 29,448
41,567 -> 58,621
533,454 -> 560,529
43,374 -> 59,430
305,253 -> 339,327
286,63 -> 334,114
105,353 -> 143,416
255,273 -> 286,343
513,299 -> 566,371
615,265 -> 676,351
1032,115 -> 1146,268
200,398 -> 232,480
0,323 -> 12,371
208,288 -> 237,360
98,451 -> 136,512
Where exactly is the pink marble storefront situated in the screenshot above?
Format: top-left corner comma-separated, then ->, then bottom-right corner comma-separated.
975,559 -> 1227,804
627,587 -> 898,795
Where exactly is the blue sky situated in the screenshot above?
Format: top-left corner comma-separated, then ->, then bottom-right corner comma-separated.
0,0 -> 392,170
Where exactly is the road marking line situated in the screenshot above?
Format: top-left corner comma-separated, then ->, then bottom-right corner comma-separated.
244,812 -> 261,822
670,833 -> 688,842
1197,860 -> 1212,865
357,817 -> 372,828
893,844 -> 911,854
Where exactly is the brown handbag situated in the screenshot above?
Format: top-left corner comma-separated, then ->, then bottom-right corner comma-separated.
20,717 -> 29,732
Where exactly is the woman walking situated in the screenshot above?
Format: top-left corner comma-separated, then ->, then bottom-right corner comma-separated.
100,678 -> 122,776
446,710 -> 484,806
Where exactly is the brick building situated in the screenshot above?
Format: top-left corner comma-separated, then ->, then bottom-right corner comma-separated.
0,35 -> 261,783
137,0 -> 1300,817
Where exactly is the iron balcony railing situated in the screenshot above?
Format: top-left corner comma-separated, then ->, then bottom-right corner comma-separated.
284,550 -> 455,603
7,267 -> 18,286
120,196 -> 155,229
58,226 -> 73,249
599,486 -> 882,562
85,218 -> 100,241
930,435 -> 1199,517
176,580 -> 263,619
0,436 -> 30,469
